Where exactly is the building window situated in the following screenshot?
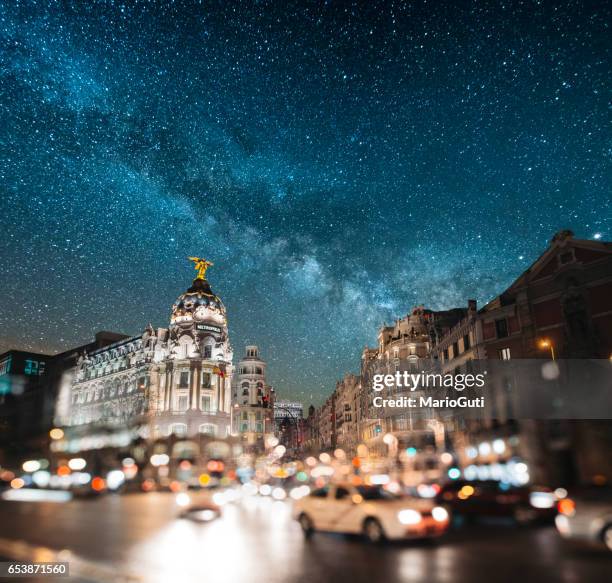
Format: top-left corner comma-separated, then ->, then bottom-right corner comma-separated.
256,422 -> 263,432
499,348 -> 511,360
452,341 -> 459,358
177,395 -> 189,411
203,345 -> 212,358
495,318 -> 508,339
241,423 -> 248,432
201,372 -> 211,388
201,395 -> 211,412
443,348 -> 449,361
463,334 -> 470,350
171,423 -> 187,437
199,424 -> 216,436
179,371 -> 189,388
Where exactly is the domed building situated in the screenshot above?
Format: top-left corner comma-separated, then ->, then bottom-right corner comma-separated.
60,258 -> 234,440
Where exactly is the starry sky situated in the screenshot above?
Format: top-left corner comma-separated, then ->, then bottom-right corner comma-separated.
0,1 -> 609,404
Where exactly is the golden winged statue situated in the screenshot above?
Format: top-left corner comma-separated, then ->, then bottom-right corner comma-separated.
188,257 -> 214,280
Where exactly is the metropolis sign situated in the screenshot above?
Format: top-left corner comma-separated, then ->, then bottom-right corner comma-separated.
196,323 -> 221,334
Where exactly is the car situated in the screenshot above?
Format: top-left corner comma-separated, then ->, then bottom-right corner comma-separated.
176,489 -> 222,522
436,480 -> 557,524
555,487 -> 612,551
292,483 -> 450,543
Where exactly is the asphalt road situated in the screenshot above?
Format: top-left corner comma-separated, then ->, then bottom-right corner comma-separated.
0,492 -> 610,583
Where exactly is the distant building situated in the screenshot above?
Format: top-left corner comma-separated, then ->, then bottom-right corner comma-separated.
274,400 -> 304,453
431,230 -> 612,485
231,345 -> 275,451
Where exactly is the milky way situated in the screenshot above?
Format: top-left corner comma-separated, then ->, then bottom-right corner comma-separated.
0,1 -> 609,404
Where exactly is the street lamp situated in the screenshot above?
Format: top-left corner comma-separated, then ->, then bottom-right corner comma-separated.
538,338 -> 555,360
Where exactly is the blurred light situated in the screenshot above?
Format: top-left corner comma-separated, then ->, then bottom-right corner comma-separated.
448,467 -> 461,480
169,480 -> 182,493
432,506 -> 449,522
440,452 -> 453,465
529,491 -> 555,509
259,484 -> 272,496
57,465 -> 71,476
558,498 -> 576,516
22,460 -> 41,473
49,428 -> 64,440
32,470 -> 51,488
383,433 -> 396,446
91,476 -> 105,491
356,444 -> 368,457
541,361 -> 560,380
554,488 -> 568,499
464,465 -> 477,480
305,456 -> 317,467
319,453 -> 331,464
352,494 -> 363,504
106,470 -> 125,490
370,474 -> 390,485
296,471 -> 308,482
478,442 -> 491,456
458,485 -> 474,500
141,478 -> 155,492
10,478 -> 25,489
176,492 -> 191,507
179,460 -> 192,470
333,448 -> 346,459
150,454 -> 170,467
72,472 -> 91,485
1,470 -> 15,481
2,488 -> 72,502
122,457 -> 135,467
398,509 -> 422,525
272,487 -> 286,500
266,436 -> 279,448
466,447 -> 477,459
199,473 -> 211,486
405,447 -> 417,457
68,458 -> 86,471
386,481 -> 401,494
515,462 -> 528,474
351,457 -> 361,468
492,439 -> 506,454
555,514 -> 569,534
417,484 -> 439,498
193,509 -> 216,521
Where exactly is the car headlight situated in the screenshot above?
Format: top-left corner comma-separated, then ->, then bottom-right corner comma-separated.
432,506 -> 449,522
529,492 -> 555,509
398,509 -> 422,525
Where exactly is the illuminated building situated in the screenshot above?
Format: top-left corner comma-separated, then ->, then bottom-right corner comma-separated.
231,345 -> 275,450
55,258 -> 234,441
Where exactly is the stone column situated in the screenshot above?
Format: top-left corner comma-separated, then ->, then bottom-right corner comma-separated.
191,365 -> 199,410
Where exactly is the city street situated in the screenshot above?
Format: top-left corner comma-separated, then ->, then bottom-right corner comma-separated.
0,493 -> 610,583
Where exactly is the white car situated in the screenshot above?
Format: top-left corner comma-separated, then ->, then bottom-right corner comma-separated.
293,483 -> 450,542
555,489 -> 612,551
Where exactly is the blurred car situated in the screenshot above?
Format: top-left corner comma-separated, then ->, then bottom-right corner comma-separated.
176,489 -> 221,522
436,480 -> 556,524
555,487 -> 612,551
293,483 -> 450,543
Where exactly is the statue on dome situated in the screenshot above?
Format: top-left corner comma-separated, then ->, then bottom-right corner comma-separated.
188,256 -> 214,280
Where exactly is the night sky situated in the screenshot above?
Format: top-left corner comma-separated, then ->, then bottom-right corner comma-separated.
0,1 -> 609,404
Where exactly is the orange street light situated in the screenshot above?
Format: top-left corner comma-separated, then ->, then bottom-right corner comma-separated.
538,338 -> 555,360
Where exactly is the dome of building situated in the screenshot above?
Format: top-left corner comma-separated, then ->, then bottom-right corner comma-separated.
170,276 -> 227,326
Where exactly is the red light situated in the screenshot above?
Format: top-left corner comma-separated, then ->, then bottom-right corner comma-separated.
91,477 -> 105,491
558,498 -> 576,516
57,465 -> 71,476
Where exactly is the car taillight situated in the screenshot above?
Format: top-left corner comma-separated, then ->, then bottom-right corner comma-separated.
557,498 -> 576,516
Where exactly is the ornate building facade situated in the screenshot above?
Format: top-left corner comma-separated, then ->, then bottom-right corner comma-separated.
231,345 -> 275,449
56,259 -> 234,440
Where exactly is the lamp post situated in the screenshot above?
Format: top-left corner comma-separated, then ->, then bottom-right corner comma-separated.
538,338 -> 555,360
